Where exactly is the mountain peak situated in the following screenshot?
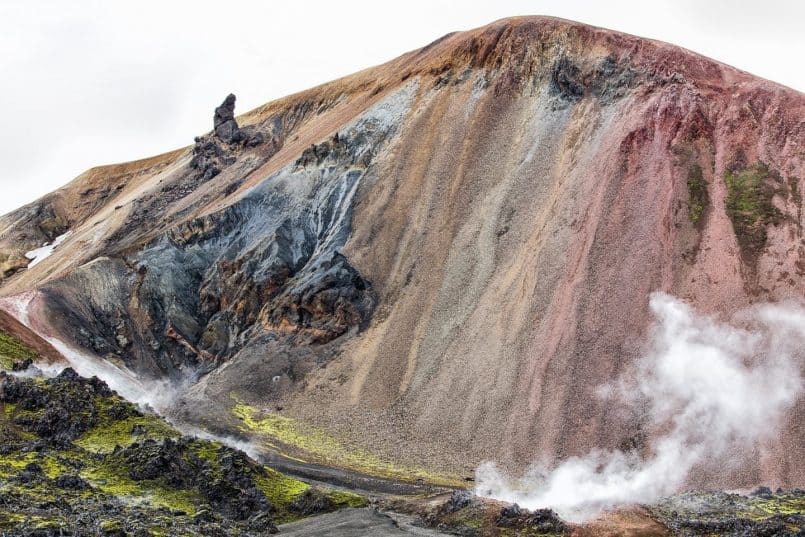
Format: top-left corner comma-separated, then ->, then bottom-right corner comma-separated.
0,16 -> 802,503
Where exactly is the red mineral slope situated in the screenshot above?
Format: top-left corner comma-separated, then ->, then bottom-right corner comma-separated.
0,306 -> 64,366
0,17 -> 802,489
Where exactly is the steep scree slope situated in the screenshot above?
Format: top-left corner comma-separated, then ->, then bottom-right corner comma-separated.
0,17 -> 803,488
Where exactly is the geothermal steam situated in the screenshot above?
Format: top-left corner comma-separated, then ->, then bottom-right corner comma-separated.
476,293 -> 804,522
0,291 -> 184,412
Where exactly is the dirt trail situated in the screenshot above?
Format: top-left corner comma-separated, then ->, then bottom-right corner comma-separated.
260,450 -> 457,497
277,508 -> 449,536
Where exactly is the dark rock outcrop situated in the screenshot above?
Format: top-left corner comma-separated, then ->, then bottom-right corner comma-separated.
0,368 -> 120,447
438,490 -> 474,514
190,135 -> 236,181
289,488 -> 337,516
0,366 -> 357,536
214,94 -> 240,143
121,437 -> 274,522
54,474 -> 92,490
11,358 -> 33,371
42,106 -> 389,389
190,93 -> 265,181
496,504 -> 567,534
652,490 -> 805,537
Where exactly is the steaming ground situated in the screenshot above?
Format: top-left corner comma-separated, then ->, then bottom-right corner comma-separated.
476,293 -> 805,522
0,291 -> 188,412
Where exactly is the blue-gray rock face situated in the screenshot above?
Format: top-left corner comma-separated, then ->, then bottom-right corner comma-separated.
39,85 -> 416,389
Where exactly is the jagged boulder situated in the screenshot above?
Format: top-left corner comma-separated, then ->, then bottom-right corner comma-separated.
289,488 -> 337,516
438,489 -> 474,514
0,368 -> 125,447
214,93 -> 240,143
11,358 -> 33,371
190,94 -> 264,181
212,93 -> 264,147
54,474 -> 92,490
495,504 -> 567,534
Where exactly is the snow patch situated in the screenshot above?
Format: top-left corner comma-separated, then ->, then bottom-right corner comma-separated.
24,231 -> 72,268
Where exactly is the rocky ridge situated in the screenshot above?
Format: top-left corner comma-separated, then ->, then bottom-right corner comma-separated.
0,330 -> 365,536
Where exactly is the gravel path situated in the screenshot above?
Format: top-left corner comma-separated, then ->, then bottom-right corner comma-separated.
277,508 -> 449,536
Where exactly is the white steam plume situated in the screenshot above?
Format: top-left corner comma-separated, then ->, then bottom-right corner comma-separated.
179,425 -> 264,461
44,336 -> 187,412
0,291 -> 187,413
476,292 -> 804,522
0,291 -> 270,466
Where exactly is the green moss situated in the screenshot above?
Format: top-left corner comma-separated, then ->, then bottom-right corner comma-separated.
725,163 -> 784,260
33,518 -> 65,530
254,466 -> 310,508
0,451 -> 39,478
189,439 -> 223,467
38,454 -> 68,478
233,400 -> 463,487
148,488 -> 200,516
687,164 -> 709,226
80,459 -> 199,515
80,460 -> 143,496
0,511 -> 27,530
738,493 -> 805,520
433,506 -> 486,533
0,330 -> 38,370
327,490 -> 368,508
100,519 -> 123,532
13,407 -> 46,422
76,414 -> 178,453
0,446 -> 67,479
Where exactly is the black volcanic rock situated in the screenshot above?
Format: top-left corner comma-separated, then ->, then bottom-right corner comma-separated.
0,363 -> 357,535
11,358 -> 33,371
214,94 -> 241,144
190,93 -> 265,181
289,489 -> 337,516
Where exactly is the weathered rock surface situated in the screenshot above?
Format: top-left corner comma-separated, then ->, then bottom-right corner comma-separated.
0,16 -> 803,492
214,93 -> 241,143
0,355 -> 364,535
651,490 -> 805,537
191,93 -> 267,182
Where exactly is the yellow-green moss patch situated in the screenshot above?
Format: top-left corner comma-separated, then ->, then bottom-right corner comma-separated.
254,466 -> 310,508
0,451 -> 39,478
81,460 -> 199,515
75,414 -> 178,453
0,512 -> 27,530
725,163 -> 784,262
0,330 -> 38,370
328,490 -> 368,508
687,163 -> 709,226
739,493 -> 805,520
232,400 -> 463,487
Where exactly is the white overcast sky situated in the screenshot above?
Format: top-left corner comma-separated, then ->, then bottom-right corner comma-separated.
1,0 -> 803,215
